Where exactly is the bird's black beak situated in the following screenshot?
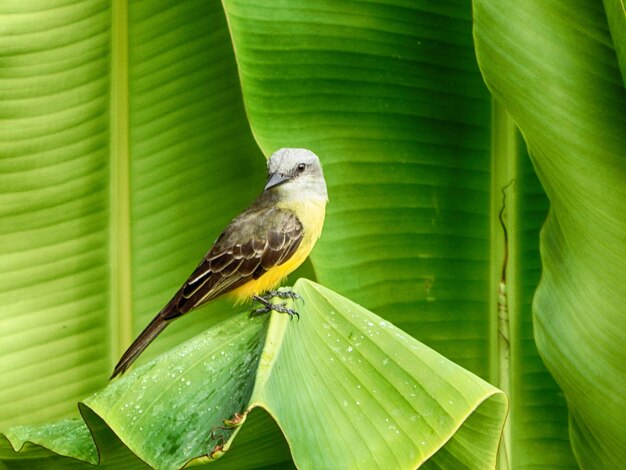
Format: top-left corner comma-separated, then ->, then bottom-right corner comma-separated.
264,172 -> 289,191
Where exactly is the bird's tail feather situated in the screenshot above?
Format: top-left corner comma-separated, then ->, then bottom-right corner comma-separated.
110,310 -> 173,379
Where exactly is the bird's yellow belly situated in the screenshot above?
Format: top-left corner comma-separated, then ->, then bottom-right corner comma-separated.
230,199 -> 325,302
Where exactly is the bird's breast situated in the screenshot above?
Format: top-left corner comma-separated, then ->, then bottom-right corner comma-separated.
230,198 -> 327,301
287,197 -> 327,246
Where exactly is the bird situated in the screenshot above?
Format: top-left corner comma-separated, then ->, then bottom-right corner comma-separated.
111,148 -> 328,378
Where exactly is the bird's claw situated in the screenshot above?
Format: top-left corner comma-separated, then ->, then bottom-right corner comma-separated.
262,289 -> 303,303
251,295 -> 300,321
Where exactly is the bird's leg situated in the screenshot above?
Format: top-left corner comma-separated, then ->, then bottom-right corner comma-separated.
251,294 -> 300,321
260,288 -> 303,303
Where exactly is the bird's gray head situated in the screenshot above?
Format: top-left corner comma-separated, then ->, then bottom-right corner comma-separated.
265,148 -> 328,202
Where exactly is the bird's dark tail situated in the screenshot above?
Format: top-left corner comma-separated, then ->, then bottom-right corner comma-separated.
110,307 -> 177,379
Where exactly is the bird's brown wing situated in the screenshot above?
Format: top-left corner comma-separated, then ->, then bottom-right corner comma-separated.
111,204 -> 302,378
170,205 -> 303,316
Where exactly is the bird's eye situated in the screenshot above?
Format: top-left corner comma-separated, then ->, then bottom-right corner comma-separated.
297,163 -> 307,172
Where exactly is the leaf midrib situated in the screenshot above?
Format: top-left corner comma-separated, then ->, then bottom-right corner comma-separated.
109,1 -> 132,364
489,100 -> 520,470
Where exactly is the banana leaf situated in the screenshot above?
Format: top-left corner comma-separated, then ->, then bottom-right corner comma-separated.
473,0 -> 626,467
1,281 -> 507,469
2,0 -> 618,468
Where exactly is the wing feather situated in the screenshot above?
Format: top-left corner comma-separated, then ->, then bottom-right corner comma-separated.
112,196 -> 306,378
238,256 -> 261,276
170,205 -> 302,315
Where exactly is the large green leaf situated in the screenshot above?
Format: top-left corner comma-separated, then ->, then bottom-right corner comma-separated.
0,0 -> 112,427
3,0 -> 611,467
0,0 -> 262,429
473,0 -> 626,467
1,281 -> 507,469
222,0 -> 575,467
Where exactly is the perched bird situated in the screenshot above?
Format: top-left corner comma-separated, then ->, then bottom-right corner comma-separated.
111,148 -> 328,378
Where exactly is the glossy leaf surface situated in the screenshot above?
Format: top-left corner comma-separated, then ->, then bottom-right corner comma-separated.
1,281 -> 506,469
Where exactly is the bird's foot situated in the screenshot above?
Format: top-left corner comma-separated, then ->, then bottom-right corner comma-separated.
261,289 -> 303,303
251,294 -> 300,321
